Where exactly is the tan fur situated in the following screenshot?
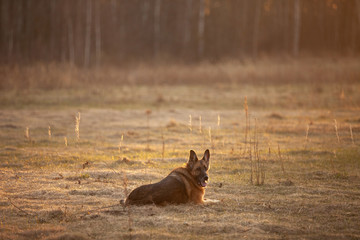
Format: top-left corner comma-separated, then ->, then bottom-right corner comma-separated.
171,167 -> 205,203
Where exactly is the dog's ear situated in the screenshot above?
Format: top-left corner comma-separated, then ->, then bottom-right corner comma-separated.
187,150 -> 198,169
203,149 -> 210,169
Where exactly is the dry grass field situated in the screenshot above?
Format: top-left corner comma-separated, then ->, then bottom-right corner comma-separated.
1,58 -> 360,239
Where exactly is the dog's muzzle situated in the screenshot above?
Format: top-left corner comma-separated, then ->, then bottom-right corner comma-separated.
199,175 -> 209,187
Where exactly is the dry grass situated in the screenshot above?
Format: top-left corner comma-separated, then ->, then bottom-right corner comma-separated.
1,59 -> 360,239
0,57 -> 359,90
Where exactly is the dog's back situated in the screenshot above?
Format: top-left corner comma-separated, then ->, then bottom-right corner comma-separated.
125,170 -> 189,205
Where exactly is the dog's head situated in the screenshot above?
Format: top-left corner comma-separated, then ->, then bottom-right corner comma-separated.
186,149 -> 210,188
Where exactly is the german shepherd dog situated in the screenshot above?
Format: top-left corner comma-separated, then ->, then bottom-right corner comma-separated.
125,149 -> 210,205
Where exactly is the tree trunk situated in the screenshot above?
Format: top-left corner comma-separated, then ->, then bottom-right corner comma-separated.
240,0 -> 248,56
356,0 -> 360,26
1,0 -> 10,62
15,2 -> 23,62
111,0 -> 117,24
49,1 -> 56,61
350,2 -> 358,52
280,1 -> 289,53
355,0 -> 360,52
84,0 -> 92,68
252,0 -> 261,59
61,13 -> 67,63
142,1 -> 150,25
198,0 -> 205,58
95,0 -> 101,67
67,3 -> 75,66
154,0 -> 161,59
293,0 -> 301,57
183,0 -> 193,48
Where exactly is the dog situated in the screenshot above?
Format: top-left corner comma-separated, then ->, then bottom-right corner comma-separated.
124,149 -> 210,205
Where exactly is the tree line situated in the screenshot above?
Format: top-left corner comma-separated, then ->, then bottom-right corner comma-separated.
1,0 -> 359,67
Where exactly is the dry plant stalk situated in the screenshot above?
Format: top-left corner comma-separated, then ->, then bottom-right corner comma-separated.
8,197 -> 34,216
255,151 -> 262,186
208,126 -> 212,148
48,125 -> 52,140
75,112 -> 81,141
254,135 -> 259,185
199,115 -> 202,133
188,114 -> 193,150
340,88 -> 345,100
189,114 -> 192,132
64,137 -> 68,147
253,118 -> 265,185
331,150 -> 337,173
122,172 -> 133,237
261,162 -> 265,185
244,96 -> 249,155
305,124 -> 309,142
145,110 -> 152,150
248,117 -> 253,184
260,151 -> 265,185
119,134 -> 124,155
263,148 -> 270,185
24,127 -> 30,141
244,97 -> 254,184
304,123 -> 310,149
254,118 -> 258,154
216,114 -> 221,149
161,128 -> 165,160
350,124 -> 355,145
277,144 -> 286,176
253,119 -> 257,185
334,119 -> 340,143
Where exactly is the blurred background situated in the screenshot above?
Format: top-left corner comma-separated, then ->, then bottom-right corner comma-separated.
0,0 -> 359,89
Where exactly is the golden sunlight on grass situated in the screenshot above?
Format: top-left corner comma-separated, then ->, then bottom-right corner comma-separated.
0,58 -> 360,239
0,82 -> 359,239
